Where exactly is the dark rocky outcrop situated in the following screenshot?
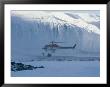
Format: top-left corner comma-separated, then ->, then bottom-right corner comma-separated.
11,62 -> 44,72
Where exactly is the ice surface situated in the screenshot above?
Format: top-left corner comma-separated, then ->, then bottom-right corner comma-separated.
11,61 -> 100,77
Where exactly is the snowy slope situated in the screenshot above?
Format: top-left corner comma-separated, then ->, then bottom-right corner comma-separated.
11,11 -> 100,59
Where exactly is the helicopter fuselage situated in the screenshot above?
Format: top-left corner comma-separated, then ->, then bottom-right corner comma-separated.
42,44 -> 76,51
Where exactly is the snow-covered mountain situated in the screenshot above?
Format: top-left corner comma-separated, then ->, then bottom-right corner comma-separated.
11,11 -> 100,59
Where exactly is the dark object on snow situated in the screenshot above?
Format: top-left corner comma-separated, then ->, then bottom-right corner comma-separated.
36,65 -> 44,68
47,53 -> 52,57
11,61 -> 44,72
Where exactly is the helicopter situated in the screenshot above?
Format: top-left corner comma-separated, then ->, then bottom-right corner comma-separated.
42,41 -> 76,53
